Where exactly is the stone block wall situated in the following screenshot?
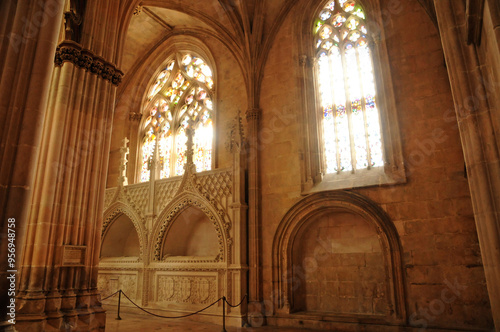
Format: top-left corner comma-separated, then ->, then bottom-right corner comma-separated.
258,0 -> 493,330
102,0 -> 495,330
293,212 -> 389,315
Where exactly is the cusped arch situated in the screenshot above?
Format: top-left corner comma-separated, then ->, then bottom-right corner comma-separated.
102,201 -> 147,259
118,34 -> 218,111
272,190 -> 406,321
150,192 -> 228,262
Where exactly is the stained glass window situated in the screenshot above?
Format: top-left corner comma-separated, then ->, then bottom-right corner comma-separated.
315,0 -> 384,174
139,53 -> 214,182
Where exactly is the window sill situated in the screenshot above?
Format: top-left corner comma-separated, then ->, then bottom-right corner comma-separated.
303,165 -> 406,194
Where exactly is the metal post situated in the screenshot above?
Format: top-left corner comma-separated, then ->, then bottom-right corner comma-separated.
221,296 -> 227,332
116,290 -> 122,320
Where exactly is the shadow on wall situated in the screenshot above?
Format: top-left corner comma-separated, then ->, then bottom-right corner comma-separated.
101,213 -> 141,258
162,206 -> 219,259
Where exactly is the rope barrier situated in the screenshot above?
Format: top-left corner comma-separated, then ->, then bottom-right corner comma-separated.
101,290 -> 120,301
101,289 -> 247,330
120,290 -> 223,319
224,294 -> 247,308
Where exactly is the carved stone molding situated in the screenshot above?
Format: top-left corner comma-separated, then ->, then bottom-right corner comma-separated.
102,203 -> 146,259
133,5 -> 143,16
104,188 -> 118,210
98,273 -> 138,300
226,111 -> 246,153
129,112 -> 142,121
54,40 -> 124,86
272,191 -> 406,322
64,10 -> 82,42
156,275 -> 217,305
299,55 -> 311,67
196,170 -> 232,209
153,196 -> 227,262
63,0 -> 86,43
155,179 -> 183,212
104,183 -> 150,220
245,108 -> 261,121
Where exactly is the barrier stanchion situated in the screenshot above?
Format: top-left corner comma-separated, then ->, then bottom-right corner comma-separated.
101,289 -> 247,329
116,289 -> 122,320
221,296 -> 227,332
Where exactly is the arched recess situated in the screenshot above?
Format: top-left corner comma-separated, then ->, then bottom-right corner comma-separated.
162,206 -> 220,259
102,202 -> 147,259
272,191 -> 406,323
150,193 -> 229,263
101,214 -> 141,258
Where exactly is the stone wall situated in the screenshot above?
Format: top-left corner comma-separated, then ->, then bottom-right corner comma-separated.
102,0 -> 496,330
293,212 -> 389,315
258,0 -> 493,330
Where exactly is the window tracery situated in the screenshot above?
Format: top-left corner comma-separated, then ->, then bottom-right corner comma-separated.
140,53 -> 214,182
315,0 -> 384,174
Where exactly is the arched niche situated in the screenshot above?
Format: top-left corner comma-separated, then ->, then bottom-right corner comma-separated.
101,213 -> 141,259
151,195 -> 226,262
161,206 -> 219,260
273,191 -> 406,323
293,210 -> 390,315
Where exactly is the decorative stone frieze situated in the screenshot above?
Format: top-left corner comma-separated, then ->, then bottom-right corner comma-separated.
54,40 -> 124,86
99,113 -> 247,324
156,276 -> 217,304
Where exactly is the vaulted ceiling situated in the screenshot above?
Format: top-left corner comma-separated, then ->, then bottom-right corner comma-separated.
120,0 -> 298,106
119,0 -> 438,105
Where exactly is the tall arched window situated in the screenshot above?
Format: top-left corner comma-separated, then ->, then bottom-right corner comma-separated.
315,0 -> 384,174
140,53 -> 214,182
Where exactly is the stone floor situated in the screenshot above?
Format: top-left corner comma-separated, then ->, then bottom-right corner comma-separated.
104,310 -> 316,332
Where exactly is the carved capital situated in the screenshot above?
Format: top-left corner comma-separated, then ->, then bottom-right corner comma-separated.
371,32 -> 381,45
54,41 -> 124,86
78,50 -> 93,70
245,108 -> 261,121
299,55 -> 311,67
129,112 -> 142,122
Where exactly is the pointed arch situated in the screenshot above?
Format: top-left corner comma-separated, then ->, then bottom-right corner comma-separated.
102,202 -> 147,259
272,190 -> 406,322
296,0 -> 405,192
150,192 -> 229,263
139,48 -> 215,181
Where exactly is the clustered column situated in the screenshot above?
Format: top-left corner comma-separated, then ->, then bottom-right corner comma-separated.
4,1 -> 126,331
245,107 -> 265,325
0,0 -> 65,328
434,0 -> 500,327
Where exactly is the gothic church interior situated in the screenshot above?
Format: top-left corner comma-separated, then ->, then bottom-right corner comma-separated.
1,0 -> 500,331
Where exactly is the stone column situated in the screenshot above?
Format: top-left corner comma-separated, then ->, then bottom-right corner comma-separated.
10,1 -> 125,330
434,0 -> 500,328
0,0 -> 64,327
245,107 -> 264,325
118,138 -> 130,187
228,111 -> 248,318
299,55 -> 315,191
128,111 -> 142,183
